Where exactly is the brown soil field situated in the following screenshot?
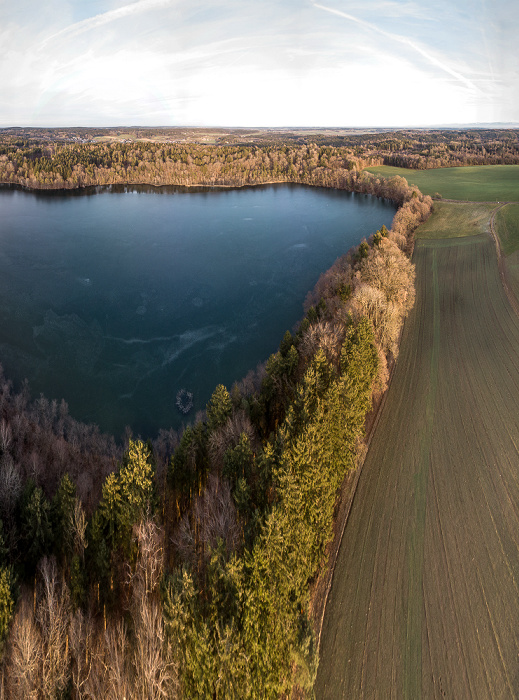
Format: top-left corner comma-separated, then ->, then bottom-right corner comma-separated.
315,232 -> 519,698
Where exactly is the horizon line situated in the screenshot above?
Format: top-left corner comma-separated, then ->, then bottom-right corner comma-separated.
2,122 -> 519,131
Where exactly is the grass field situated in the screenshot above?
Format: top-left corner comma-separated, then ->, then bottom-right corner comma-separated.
316,227 -> 519,697
416,201 -> 497,239
495,204 -> 519,307
365,164 -> 519,202
495,203 -> 519,255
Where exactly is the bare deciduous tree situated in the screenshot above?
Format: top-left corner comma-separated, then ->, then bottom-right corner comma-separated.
37,557 -> 71,698
197,474 -> 241,555
133,520 -> 164,599
208,411 -> 255,471
173,473 -> 242,568
7,596 -> 42,699
69,609 -> 95,698
298,321 -> 345,369
374,345 -> 390,397
103,620 -> 132,700
70,497 -> 88,558
132,596 -> 176,699
0,421 -> 12,454
351,285 -> 403,356
128,520 -> 177,699
0,456 -> 22,546
361,238 -> 415,312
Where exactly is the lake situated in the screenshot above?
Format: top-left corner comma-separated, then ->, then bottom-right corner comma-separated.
0,184 -> 395,437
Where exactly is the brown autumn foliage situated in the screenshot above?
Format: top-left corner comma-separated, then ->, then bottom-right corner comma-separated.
351,239 -> 416,356
305,177 -> 430,364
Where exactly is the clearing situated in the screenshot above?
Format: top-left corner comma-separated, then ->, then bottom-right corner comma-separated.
365,164 -> 519,202
316,173 -> 519,698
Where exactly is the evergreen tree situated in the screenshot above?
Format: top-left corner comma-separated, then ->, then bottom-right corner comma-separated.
207,384 -> 232,431
0,521 -> 9,568
70,553 -> 85,610
169,422 -> 208,500
19,483 -> 52,574
118,439 -> 156,534
223,433 -> 254,489
86,510 -> 110,603
0,567 -> 13,651
51,472 -> 76,565
98,472 -> 122,551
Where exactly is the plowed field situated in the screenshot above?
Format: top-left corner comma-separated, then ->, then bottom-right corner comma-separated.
316,233 -> 519,698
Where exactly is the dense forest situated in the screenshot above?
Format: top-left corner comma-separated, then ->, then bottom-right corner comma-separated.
0,127 -> 518,193
0,155 -> 433,697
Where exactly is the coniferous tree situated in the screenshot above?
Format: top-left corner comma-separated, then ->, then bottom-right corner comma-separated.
19,483 -> 52,574
0,566 -> 13,651
51,473 -> 76,567
207,385 -> 232,432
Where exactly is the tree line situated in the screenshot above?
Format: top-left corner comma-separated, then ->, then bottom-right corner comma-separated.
0,129 -> 518,192
0,172 -> 432,697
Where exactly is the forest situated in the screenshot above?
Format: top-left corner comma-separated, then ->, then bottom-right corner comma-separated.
0,127 -> 518,193
0,149 -> 434,697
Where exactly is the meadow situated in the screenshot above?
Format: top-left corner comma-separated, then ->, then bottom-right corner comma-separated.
416,201 -> 496,239
365,164 -> 519,202
495,203 -> 519,255
317,167 -> 519,698
494,203 -> 519,308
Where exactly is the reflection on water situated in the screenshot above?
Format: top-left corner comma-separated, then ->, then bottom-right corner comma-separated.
0,184 -> 395,437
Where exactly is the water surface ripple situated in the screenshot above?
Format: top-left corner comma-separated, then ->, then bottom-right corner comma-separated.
0,184 -> 395,436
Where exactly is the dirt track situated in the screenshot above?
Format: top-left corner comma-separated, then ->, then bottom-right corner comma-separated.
488,203 -> 519,317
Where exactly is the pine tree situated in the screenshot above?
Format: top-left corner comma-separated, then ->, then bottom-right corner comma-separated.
51,473 -> 76,566
98,472 -> 122,551
119,439 -> 156,531
0,566 -> 13,650
19,483 -> 52,573
207,385 -> 232,431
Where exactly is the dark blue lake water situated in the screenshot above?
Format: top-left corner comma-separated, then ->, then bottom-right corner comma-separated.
0,184 -> 395,437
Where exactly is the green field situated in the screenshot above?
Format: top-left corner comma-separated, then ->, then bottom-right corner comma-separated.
365,164 -> 519,202
495,203 -> 519,255
494,204 -> 519,307
416,201 -> 497,239
316,232 -> 519,698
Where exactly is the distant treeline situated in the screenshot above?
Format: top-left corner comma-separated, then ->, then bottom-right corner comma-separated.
0,171 -> 432,697
1,129 -> 519,192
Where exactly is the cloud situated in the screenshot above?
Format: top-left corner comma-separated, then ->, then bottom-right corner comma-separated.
0,0 -> 516,127
338,0 -> 436,20
311,1 -> 481,94
40,0 -> 173,47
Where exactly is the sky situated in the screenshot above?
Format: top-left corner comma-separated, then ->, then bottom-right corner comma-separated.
1,0 -> 518,128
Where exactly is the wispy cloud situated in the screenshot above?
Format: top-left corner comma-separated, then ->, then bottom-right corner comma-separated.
339,0 -> 436,20
40,0 -> 173,47
0,0 -> 516,127
311,1 -> 481,93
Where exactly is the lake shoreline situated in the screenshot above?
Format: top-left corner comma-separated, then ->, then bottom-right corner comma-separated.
0,179 -> 311,193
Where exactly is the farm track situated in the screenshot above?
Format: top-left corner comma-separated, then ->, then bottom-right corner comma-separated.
489,203 -> 519,317
316,231 -> 519,698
